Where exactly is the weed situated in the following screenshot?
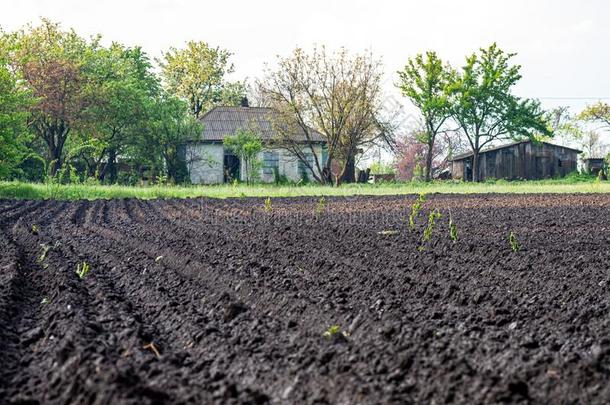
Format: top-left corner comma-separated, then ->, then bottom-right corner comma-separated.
509,231 -> 520,252
315,197 -> 326,217
31,224 -> 39,235
76,261 -> 91,279
449,212 -> 458,243
41,297 -> 50,305
409,193 -> 427,230
155,255 -> 163,263
264,197 -> 272,212
419,209 -> 442,251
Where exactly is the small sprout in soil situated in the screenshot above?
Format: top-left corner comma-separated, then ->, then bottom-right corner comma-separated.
509,231 -> 520,252
155,255 -> 163,263
323,325 -> 347,339
315,197 -> 326,217
264,197 -> 272,212
41,297 -> 50,305
37,244 -> 51,264
419,209 -> 442,251
409,193 -> 427,231
449,212 -> 458,243
31,224 -> 39,235
76,261 -> 91,279
378,230 -> 399,236
143,341 -> 161,358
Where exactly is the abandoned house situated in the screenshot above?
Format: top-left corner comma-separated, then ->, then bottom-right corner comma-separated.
184,105 -> 327,184
451,140 -> 581,181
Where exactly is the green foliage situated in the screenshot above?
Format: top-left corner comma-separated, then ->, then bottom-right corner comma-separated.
449,212 -> 458,242
509,231 -> 520,252
264,196 -> 272,212
408,193 -> 427,230
40,297 -> 50,305
223,128 -> 263,185
31,224 -> 39,235
76,261 -> 90,279
158,41 -> 245,118
419,209 -> 442,250
397,52 -> 454,181
37,243 -> 51,264
323,325 -> 344,338
578,102 -> 610,128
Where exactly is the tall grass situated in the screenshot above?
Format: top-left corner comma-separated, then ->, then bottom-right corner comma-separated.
2,177 -> 610,201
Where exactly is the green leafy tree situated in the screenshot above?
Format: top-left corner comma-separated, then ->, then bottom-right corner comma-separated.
223,128 -> 263,185
579,102 -> 610,128
158,41 -> 245,118
145,93 -> 203,183
0,57 -> 32,179
397,52 -> 454,181
448,44 -> 551,181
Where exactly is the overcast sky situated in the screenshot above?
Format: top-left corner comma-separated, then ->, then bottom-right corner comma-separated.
3,0 -> 610,127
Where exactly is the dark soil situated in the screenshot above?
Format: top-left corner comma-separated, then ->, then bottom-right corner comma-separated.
1,194 -> 610,404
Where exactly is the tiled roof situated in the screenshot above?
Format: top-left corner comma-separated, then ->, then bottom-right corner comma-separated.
197,106 -> 325,143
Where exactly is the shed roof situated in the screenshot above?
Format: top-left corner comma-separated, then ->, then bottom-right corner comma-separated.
451,139 -> 582,161
196,106 -> 325,143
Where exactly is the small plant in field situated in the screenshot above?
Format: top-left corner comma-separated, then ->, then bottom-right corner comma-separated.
315,197 -> 326,217
264,197 -> 272,212
155,255 -> 163,263
41,297 -> 50,304
509,231 -> 520,252
449,212 -> 458,243
31,224 -> 39,235
323,325 -> 347,339
76,262 -> 91,279
37,244 -> 51,264
409,193 -> 427,230
419,209 -> 442,251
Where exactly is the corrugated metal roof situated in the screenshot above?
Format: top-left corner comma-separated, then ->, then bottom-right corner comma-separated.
196,106 -> 325,143
451,140 -> 582,161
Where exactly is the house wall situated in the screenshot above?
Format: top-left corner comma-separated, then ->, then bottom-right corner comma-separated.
187,142 -> 326,184
186,143 -> 224,184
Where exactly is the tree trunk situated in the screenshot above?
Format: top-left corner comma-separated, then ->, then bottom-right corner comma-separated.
425,140 -> 434,182
472,151 -> 480,182
107,149 -> 118,183
339,154 -> 356,184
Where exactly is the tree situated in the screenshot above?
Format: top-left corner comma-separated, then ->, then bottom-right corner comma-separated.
0,56 -> 32,179
448,44 -> 551,181
132,93 -> 202,184
579,102 -> 610,128
158,41 -> 245,118
258,46 -> 392,185
397,52 -> 454,181
223,128 -> 263,185
6,19 -> 97,176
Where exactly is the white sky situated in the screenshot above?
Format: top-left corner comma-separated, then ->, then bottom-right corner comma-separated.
3,0 -> 610,143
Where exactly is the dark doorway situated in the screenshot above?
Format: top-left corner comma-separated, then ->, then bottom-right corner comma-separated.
224,153 -> 240,183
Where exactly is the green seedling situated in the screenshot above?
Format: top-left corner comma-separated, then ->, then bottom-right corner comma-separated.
31,224 -> 39,235
419,209 -> 442,251
76,261 -> 91,279
323,325 -> 347,339
37,244 -> 51,264
315,197 -> 326,217
449,212 -> 458,243
264,197 -> 272,212
155,255 -> 163,263
41,297 -> 50,305
409,193 -> 427,230
509,231 -> 520,252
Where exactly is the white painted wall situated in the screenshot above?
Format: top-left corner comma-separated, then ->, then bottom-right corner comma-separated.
186,143 -> 223,184
187,142 -> 326,184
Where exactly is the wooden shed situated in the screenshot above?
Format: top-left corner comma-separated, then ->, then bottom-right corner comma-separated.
451,140 -> 581,181
584,158 -> 605,175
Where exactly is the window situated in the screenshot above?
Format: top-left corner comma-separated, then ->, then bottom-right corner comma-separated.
558,159 -> 562,167
262,151 -> 279,175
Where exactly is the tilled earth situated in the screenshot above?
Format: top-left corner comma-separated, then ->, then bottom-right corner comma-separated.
1,194 -> 609,404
